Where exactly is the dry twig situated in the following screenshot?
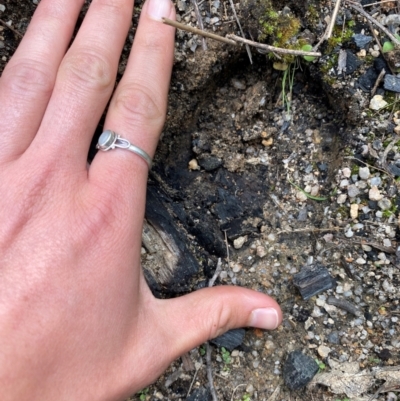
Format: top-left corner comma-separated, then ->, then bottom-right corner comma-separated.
191,0 -> 207,51
326,0 -> 343,39
371,68 -> 386,96
228,0 -> 252,64
226,34 -> 322,57
162,18 -> 322,57
345,0 -> 400,48
0,18 -> 23,38
163,18 -> 236,45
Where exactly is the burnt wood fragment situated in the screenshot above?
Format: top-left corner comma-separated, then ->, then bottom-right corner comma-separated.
293,264 -> 335,300
210,328 -> 246,351
143,186 -> 200,295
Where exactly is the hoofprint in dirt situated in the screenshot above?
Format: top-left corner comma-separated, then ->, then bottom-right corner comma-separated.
1,1 -> 399,401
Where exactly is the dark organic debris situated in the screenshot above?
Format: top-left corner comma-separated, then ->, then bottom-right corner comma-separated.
357,67 -> 378,92
283,350 -> 319,390
187,387 -> 212,401
198,154 -> 223,171
327,296 -> 361,316
384,75 -> 400,93
210,328 -> 246,351
293,264 -> 335,300
345,50 -> 362,75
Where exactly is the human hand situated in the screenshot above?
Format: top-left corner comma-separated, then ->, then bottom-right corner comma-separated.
0,0 -> 282,400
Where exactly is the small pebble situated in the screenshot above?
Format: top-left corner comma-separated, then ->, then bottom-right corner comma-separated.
317,345 -> 332,358
378,198 -> 392,210
350,204 -> 359,219
369,95 -> 388,110
188,159 -> 200,170
370,177 -> 382,186
369,186 -> 383,201
342,167 -> 351,178
233,236 -> 247,249
345,228 -> 354,238
383,238 -> 392,247
356,258 -> 366,265
0,4 -> 5,12
359,167 -> 370,180
296,191 -> 308,202
337,194 -> 347,204
348,184 -> 360,198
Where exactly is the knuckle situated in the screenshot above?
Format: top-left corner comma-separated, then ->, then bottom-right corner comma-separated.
113,83 -> 165,129
3,60 -> 54,98
60,51 -> 114,93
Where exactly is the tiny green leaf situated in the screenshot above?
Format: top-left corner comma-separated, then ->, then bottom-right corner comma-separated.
301,44 -> 316,62
382,41 -> 395,53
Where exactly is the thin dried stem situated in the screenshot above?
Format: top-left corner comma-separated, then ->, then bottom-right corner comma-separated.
191,0 -> 207,51
163,18 -> 237,45
0,18 -> 23,38
326,0 -> 343,39
228,0 -> 252,63
227,34 -> 322,56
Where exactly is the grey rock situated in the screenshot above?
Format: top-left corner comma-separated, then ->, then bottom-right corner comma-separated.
388,163 -> 400,177
283,350 -> 319,390
378,198 -> 392,210
293,264 -> 335,300
370,177 -> 382,186
297,207 -> 308,221
327,331 -> 340,344
353,34 -> 372,49
384,75 -> 400,93
347,184 -> 360,198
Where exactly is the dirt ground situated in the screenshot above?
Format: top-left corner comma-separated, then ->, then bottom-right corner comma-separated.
1,1 -> 399,400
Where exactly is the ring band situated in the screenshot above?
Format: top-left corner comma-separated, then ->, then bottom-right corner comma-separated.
96,130 -> 152,169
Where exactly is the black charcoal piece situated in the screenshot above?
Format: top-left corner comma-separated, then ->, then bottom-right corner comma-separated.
210,328 -> 245,351
345,50 -> 361,74
384,75 -> 400,93
357,67 -> 378,92
198,155 -> 223,171
187,387 -> 212,401
293,264 -> 335,300
283,350 -> 319,390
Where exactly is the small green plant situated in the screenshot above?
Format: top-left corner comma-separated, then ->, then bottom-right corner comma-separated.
335,398 -> 350,401
138,388 -> 149,401
199,345 -> 206,356
382,34 -> 400,53
369,356 -> 381,364
315,358 -> 326,371
241,394 -> 251,401
382,204 -> 398,219
221,347 -> 231,365
301,44 -> 316,62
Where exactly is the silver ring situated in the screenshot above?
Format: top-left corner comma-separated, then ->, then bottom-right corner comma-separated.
96,130 -> 152,169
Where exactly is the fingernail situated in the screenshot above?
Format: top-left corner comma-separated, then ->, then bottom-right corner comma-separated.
249,308 -> 279,330
147,0 -> 172,21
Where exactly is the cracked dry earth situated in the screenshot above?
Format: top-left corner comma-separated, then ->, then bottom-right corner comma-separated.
1,1 -> 399,401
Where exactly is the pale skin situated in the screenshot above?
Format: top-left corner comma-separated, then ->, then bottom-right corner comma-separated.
0,0 -> 282,400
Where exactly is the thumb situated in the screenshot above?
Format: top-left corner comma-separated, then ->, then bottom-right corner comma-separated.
158,286 -> 282,360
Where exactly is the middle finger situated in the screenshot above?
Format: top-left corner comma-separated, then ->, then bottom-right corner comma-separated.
28,0 -> 134,171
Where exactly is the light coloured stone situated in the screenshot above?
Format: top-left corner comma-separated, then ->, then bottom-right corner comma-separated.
296,191 -> 308,202
395,125 -> 400,135
356,258 -> 366,265
359,167 -> 370,180
342,167 -> 351,178
337,194 -> 347,204
233,236 -> 247,249
188,159 -> 200,170
369,186 -> 383,201
256,245 -> 267,258
350,204 -> 359,220
369,95 -> 388,110
357,49 -> 366,58
378,198 -> 392,210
